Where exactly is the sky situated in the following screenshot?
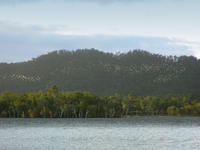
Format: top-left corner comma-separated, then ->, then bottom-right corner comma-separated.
0,0 -> 200,62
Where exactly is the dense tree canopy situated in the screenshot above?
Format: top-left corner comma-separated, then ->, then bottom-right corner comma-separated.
0,86 -> 200,118
0,49 -> 200,96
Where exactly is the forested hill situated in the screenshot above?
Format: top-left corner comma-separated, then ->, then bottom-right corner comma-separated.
0,49 -> 200,96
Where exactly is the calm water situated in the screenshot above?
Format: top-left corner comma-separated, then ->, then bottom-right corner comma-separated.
0,117 -> 200,150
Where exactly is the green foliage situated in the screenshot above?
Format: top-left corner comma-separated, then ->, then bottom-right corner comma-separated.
0,49 -> 200,96
0,88 -> 200,118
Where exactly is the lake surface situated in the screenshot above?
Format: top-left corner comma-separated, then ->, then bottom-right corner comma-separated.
0,117 -> 200,150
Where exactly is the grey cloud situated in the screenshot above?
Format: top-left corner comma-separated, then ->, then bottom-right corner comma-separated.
0,21 -> 70,35
0,20 -> 193,62
0,0 -> 160,6
0,0 -> 41,5
0,0 -> 190,7
0,30 -> 192,63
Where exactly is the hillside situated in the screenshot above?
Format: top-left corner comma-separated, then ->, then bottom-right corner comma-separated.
0,49 -> 200,96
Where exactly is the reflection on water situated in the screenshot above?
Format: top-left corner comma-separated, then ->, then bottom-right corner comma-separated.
0,117 -> 200,150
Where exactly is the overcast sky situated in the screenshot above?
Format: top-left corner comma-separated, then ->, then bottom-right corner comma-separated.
0,0 -> 200,62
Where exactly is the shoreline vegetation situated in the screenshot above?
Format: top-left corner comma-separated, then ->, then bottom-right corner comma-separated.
0,85 -> 200,118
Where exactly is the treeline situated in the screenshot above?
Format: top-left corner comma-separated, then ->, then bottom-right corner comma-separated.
1,49 -> 200,96
0,85 -> 200,118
